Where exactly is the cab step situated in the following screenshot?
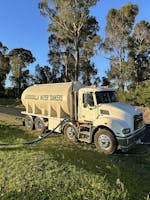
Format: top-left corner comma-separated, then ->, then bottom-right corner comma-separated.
78,138 -> 91,143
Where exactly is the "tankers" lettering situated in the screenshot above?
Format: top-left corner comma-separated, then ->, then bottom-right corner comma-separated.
25,95 -> 63,101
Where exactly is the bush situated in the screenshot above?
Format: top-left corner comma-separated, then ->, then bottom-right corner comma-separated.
0,85 -> 5,97
4,87 -> 15,98
126,81 -> 150,107
0,98 -> 21,106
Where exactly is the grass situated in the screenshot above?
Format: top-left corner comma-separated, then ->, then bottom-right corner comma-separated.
0,114 -> 150,200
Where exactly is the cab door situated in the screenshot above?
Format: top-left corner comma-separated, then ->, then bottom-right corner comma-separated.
78,91 -> 96,122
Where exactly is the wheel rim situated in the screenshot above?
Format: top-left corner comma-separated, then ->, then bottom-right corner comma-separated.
36,120 -> 43,130
98,134 -> 111,149
66,126 -> 75,139
25,118 -> 32,128
27,119 -> 32,127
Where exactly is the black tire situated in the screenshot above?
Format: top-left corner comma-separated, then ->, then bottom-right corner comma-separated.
34,117 -> 46,134
64,123 -> 78,142
94,129 -> 116,154
24,115 -> 34,130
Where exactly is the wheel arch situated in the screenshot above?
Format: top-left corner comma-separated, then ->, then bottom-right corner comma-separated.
63,122 -> 78,142
92,125 -> 117,144
61,121 -> 77,134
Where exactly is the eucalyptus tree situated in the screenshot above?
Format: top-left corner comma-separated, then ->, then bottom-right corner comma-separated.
80,19 -> 100,85
104,3 -> 139,92
48,34 -> 76,82
0,42 -> 10,93
39,0 -> 100,82
8,48 -> 35,97
128,20 -> 150,85
21,69 -> 33,91
34,64 -> 54,84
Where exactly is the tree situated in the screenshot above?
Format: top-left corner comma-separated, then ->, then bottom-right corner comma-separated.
34,64 -> 54,84
0,41 -> 8,54
101,76 -> 110,87
126,80 -> 150,107
0,42 -> 10,94
104,3 -> 139,92
48,34 -> 76,82
128,20 -> 150,85
21,69 -> 33,92
80,29 -> 101,85
39,0 -> 100,82
8,48 -> 35,97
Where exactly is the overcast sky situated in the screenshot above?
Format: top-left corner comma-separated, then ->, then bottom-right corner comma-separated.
0,0 -> 149,85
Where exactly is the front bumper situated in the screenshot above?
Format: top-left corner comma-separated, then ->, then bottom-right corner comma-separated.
117,126 -> 145,152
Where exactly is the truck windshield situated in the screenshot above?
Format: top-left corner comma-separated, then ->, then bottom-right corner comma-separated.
95,91 -> 117,104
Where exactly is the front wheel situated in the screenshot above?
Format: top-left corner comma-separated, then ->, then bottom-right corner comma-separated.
94,129 -> 116,154
64,123 -> 78,142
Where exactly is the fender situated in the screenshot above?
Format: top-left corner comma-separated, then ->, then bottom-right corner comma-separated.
93,117 -> 130,137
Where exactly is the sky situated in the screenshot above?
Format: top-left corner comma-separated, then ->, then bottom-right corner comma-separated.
0,0 -> 150,86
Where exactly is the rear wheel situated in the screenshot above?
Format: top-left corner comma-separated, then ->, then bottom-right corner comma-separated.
24,115 -> 34,130
64,123 -> 78,142
34,117 -> 46,135
94,129 -> 116,154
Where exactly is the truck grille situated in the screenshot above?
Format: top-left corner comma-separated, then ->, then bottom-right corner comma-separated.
134,113 -> 143,130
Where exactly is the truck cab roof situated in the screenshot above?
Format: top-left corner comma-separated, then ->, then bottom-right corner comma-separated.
80,86 -> 116,93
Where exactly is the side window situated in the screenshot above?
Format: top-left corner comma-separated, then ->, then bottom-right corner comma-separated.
83,92 -> 94,107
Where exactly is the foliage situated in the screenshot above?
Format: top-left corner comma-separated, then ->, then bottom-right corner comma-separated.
104,3 -> 150,106
34,64 -> 54,84
101,76 -> 110,87
116,89 -> 128,103
0,42 -> 11,91
126,81 -> 150,107
116,81 -> 150,107
8,48 -> 35,97
3,87 -> 15,98
0,115 -> 149,200
0,98 -> 20,106
128,20 -> 150,84
104,3 -> 139,92
20,69 -> 33,92
39,0 -> 100,83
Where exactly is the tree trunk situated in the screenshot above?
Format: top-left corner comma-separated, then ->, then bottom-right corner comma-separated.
119,59 -> 125,93
65,50 -> 69,82
75,45 -> 79,81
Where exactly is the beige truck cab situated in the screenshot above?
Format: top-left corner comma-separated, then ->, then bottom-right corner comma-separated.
21,82 -> 145,154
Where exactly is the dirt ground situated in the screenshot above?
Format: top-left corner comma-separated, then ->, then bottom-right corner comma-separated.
0,105 -> 24,117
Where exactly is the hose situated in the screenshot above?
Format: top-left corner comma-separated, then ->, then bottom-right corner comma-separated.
0,118 -> 68,146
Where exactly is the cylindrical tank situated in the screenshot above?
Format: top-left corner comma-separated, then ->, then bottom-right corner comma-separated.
21,82 -> 81,118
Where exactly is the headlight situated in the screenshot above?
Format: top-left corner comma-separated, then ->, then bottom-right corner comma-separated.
122,128 -> 131,134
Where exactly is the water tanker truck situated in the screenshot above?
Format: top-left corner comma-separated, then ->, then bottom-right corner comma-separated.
21,82 -> 145,154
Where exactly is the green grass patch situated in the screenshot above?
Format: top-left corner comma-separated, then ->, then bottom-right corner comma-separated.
0,98 -> 21,106
0,115 -> 149,200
